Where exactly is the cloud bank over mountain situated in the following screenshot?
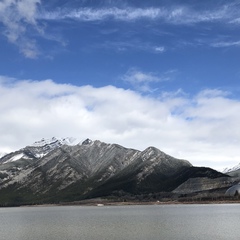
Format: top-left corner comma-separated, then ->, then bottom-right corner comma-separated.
1,75 -> 240,170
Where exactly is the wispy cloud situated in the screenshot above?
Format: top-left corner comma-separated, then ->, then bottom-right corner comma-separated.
2,2 -> 240,57
211,40 -> 240,48
122,68 -> 178,93
1,76 -> 240,170
154,46 -> 165,53
39,3 -> 240,25
40,7 -> 163,22
37,3 -> 240,52
169,4 -> 233,24
93,40 -> 166,54
122,68 -> 164,93
0,0 -> 41,58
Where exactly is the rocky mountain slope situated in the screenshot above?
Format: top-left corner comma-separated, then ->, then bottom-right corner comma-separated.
0,138 -> 230,205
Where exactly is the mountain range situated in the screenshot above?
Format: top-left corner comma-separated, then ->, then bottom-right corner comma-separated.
0,137 -> 238,206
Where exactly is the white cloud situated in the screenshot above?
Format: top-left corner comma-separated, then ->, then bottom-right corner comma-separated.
122,68 -> 161,92
211,40 -> 240,48
164,3 -> 239,25
39,4 -> 239,25
0,0 -> 41,58
2,2 -> 239,56
95,40 -> 166,54
40,7 -> 164,22
122,68 -> 177,93
1,76 -> 240,171
155,46 -> 165,53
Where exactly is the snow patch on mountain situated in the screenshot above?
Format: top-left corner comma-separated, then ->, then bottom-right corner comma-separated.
31,137 -> 77,147
0,137 -> 79,165
28,137 -> 78,158
223,163 -> 240,173
4,153 -> 25,163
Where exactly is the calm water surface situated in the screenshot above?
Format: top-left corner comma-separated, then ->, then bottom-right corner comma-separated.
0,204 -> 239,240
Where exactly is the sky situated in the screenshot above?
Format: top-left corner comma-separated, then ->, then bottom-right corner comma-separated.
1,0 -> 240,171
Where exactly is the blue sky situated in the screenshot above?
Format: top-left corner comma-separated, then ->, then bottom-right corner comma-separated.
1,0 -> 240,170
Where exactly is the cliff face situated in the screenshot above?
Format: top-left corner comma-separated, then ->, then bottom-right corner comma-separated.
0,138 -> 229,205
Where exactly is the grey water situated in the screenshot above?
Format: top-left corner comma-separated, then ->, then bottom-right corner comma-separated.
0,204 -> 239,240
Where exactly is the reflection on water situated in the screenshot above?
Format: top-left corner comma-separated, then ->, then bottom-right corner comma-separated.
0,204 -> 239,240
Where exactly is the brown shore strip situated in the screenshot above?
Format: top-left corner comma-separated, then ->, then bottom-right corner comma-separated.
56,198 -> 240,207
17,200 -> 240,208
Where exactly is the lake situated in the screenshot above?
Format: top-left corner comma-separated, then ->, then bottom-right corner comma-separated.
0,204 -> 239,240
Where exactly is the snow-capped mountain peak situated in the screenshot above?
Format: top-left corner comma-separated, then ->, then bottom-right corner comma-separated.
28,137 -> 78,158
0,137 -> 79,165
31,137 -> 77,147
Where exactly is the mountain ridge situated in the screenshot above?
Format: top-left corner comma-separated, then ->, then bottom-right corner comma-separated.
0,138 -> 231,205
